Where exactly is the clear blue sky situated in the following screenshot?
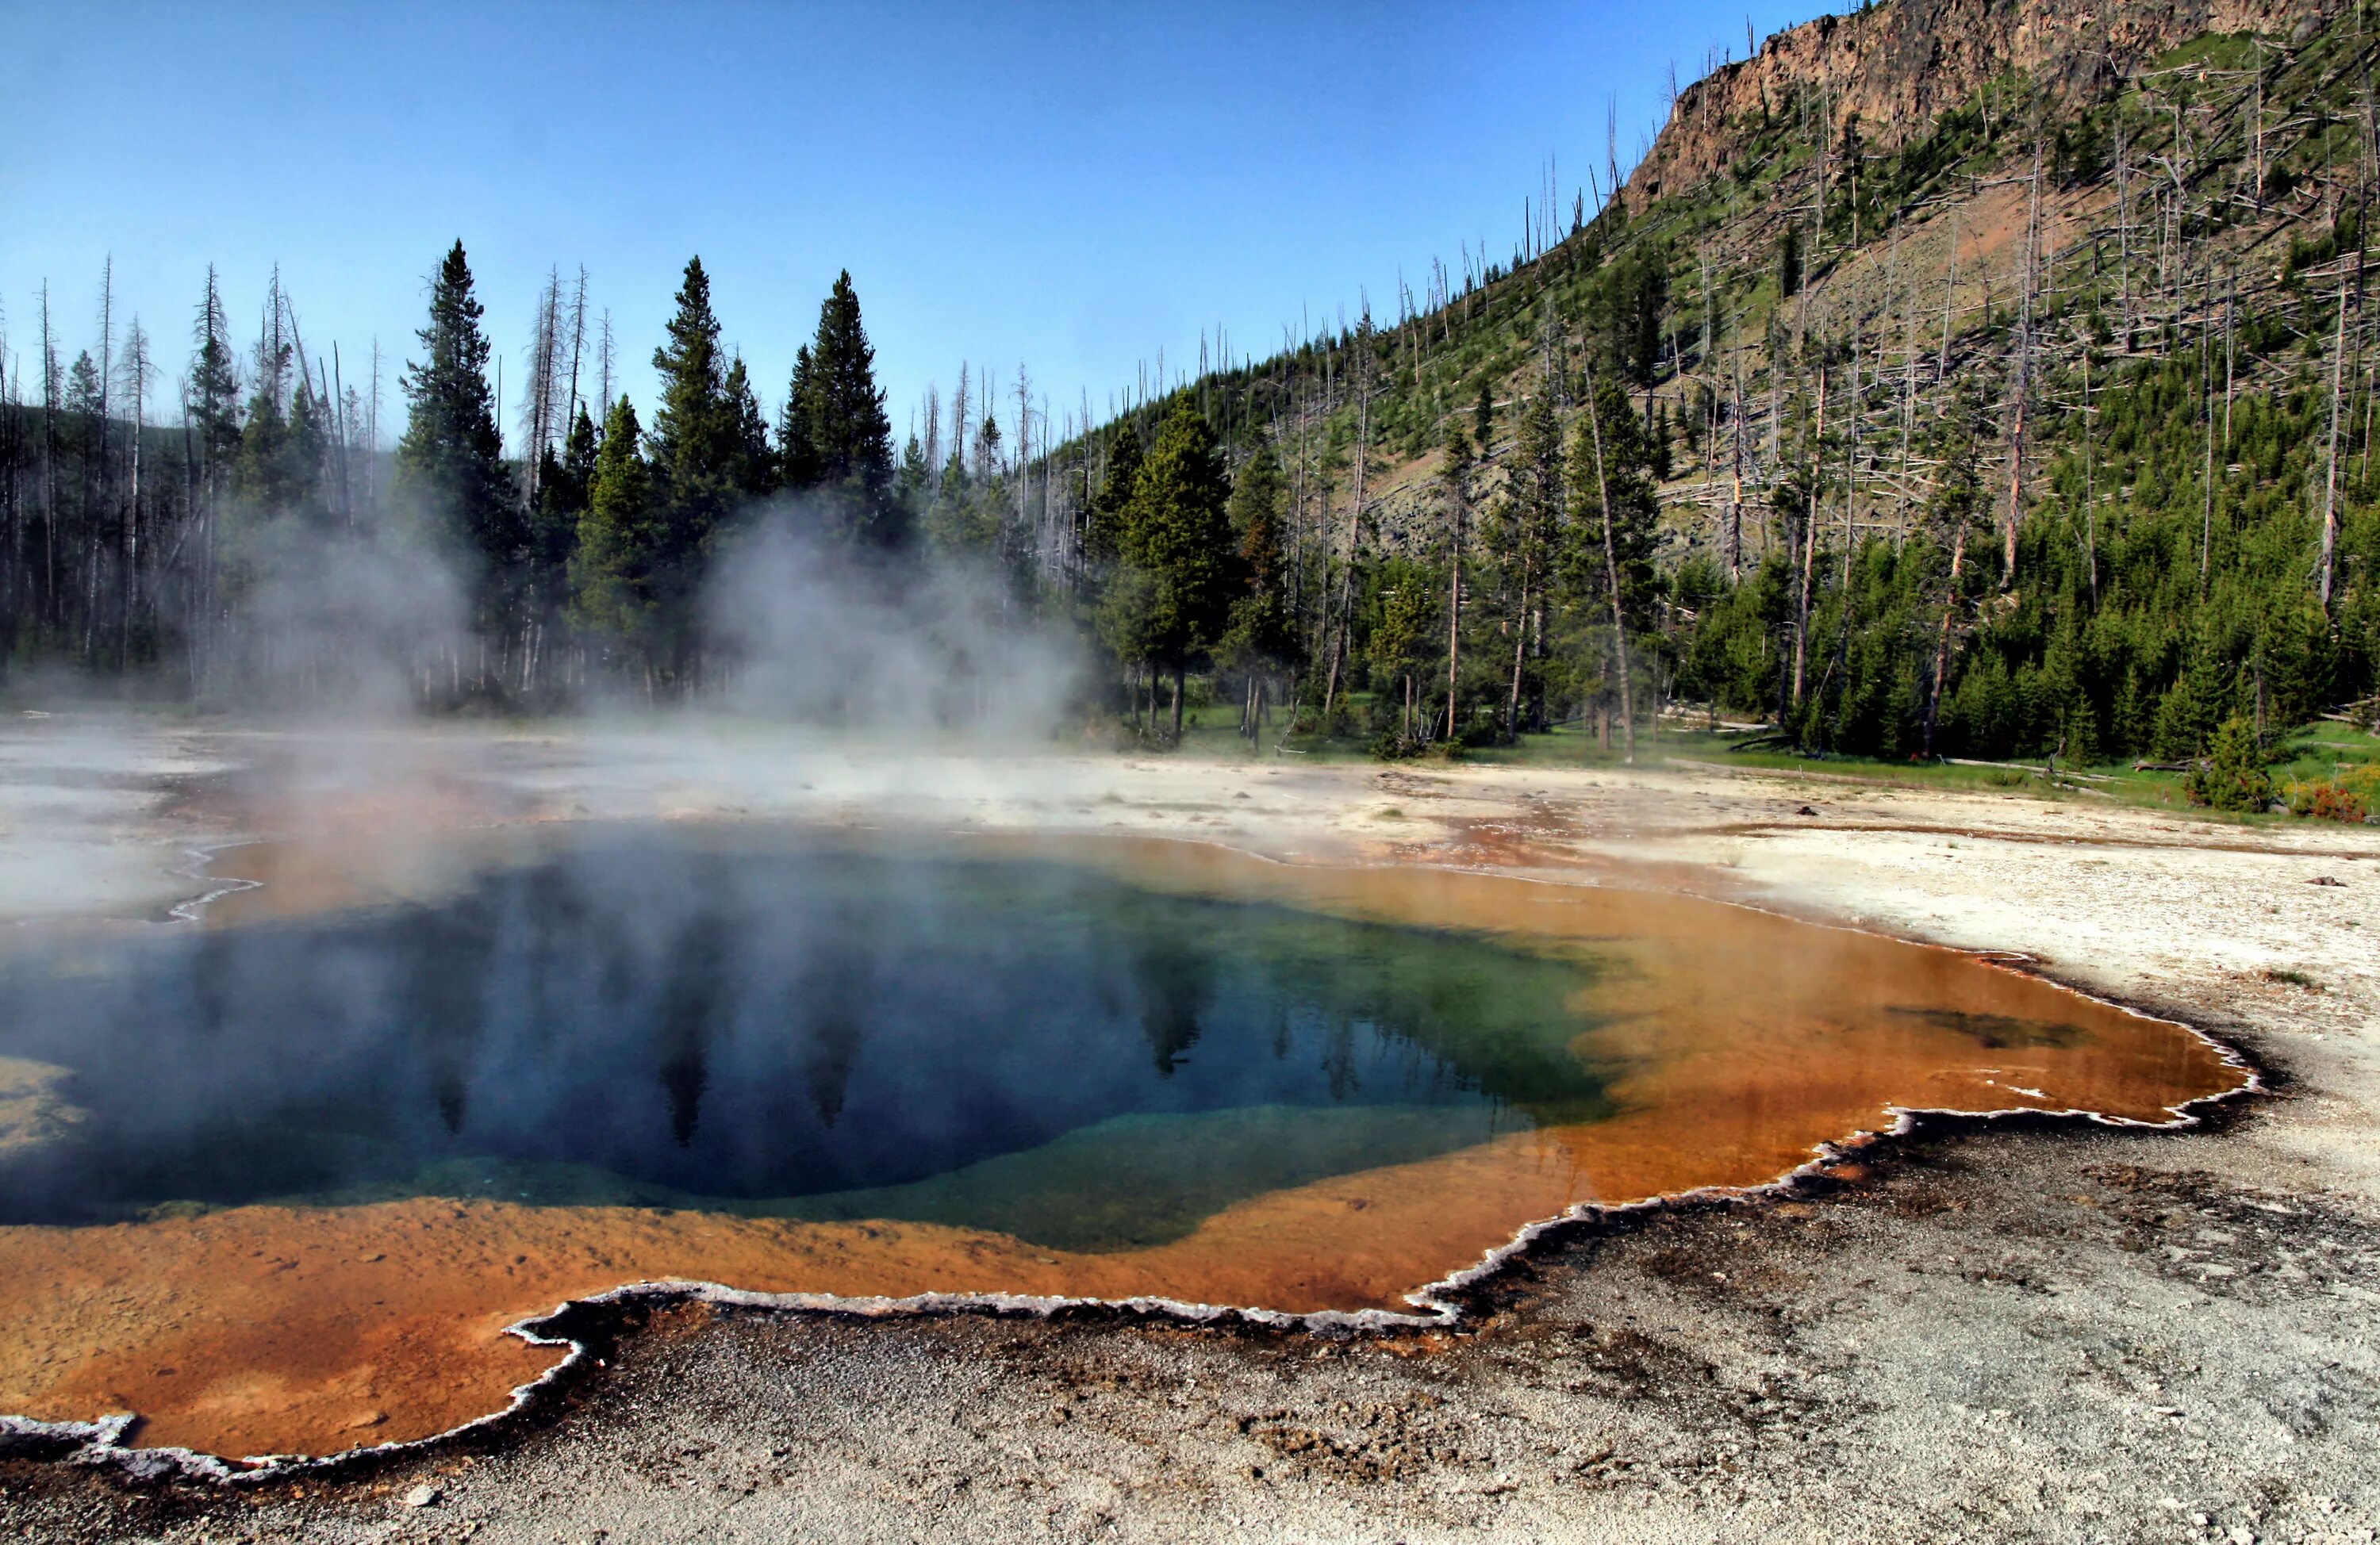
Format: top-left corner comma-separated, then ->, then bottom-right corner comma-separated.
1,1 -> 1820,452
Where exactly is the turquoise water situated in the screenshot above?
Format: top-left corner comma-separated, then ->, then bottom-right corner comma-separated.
0,829 -> 1619,1248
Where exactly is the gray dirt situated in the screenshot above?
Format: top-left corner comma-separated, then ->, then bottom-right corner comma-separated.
7,1077 -> 2377,1544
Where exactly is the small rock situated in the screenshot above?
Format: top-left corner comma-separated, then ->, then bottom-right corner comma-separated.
2309,876 -> 2345,886
404,1483 -> 441,1509
1795,805 -> 1820,816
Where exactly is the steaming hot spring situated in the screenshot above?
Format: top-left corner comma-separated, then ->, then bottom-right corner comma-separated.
0,820 -> 2243,1466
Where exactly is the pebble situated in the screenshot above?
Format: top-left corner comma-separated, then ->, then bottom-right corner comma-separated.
404,1484 -> 440,1509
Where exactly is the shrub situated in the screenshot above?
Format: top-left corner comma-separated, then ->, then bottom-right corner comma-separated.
2282,764 -> 2380,823
2184,716 -> 2276,811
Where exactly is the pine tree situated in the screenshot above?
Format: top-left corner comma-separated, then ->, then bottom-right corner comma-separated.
783,270 -> 900,546
648,256 -> 738,571
231,372 -> 288,507
528,403 -> 597,664
722,355 -> 774,501
1084,424 -> 1142,567
395,241 -> 517,602
777,345 -> 820,489
186,269 -> 242,492
283,381 -> 329,519
896,433 -> 931,527
570,396 -> 662,684
1111,402 -> 1237,740
1219,439 -> 1296,723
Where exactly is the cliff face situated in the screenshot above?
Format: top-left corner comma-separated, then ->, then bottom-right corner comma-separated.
1622,0 -> 2340,208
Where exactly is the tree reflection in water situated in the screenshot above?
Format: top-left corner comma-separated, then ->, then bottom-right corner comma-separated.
0,828 -> 1616,1241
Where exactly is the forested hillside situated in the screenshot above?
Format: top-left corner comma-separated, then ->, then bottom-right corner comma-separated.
3,0 -> 2375,802
1046,0 -> 2380,780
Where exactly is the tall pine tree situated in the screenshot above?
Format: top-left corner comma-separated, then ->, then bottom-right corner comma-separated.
1115,401 -> 1238,741
1222,440 -> 1294,667
648,256 -> 738,572
777,345 -> 820,489
396,241 -> 519,650
781,270 -> 900,547
1084,424 -> 1143,570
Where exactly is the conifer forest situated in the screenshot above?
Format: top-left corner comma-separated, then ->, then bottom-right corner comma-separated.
4,1 -> 2377,799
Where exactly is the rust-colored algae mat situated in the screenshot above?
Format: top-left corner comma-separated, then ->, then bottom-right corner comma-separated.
0,829 -> 2244,1463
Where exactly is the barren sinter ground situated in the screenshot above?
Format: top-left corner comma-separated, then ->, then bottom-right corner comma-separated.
2,715 -> 2378,1545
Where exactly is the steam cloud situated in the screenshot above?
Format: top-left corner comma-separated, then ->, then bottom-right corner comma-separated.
218,512 -> 471,718
703,505 -> 1084,742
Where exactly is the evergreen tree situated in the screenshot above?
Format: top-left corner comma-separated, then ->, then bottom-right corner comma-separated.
570,396 -> 662,684
1364,554 -> 1441,745
781,270 -> 900,546
186,268 -> 242,495
1111,402 -> 1238,740
648,256 -> 739,573
1084,424 -> 1142,568
777,345 -> 819,489
282,382 -> 328,519
722,355 -> 774,501
1219,440 -> 1297,719
528,403 -> 597,671
1625,251 -> 1669,384
396,241 -> 516,577
231,374 -> 289,508
1568,378 -> 1660,620
896,432 -> 931,516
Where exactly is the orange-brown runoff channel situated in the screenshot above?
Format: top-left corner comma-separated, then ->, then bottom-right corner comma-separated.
0,832 -> 2244,1461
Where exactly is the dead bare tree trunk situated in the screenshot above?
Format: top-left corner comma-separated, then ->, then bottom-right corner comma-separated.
1321,313 -> 1373,719
2006,141 -> 2042,585
1924,523 -> 1967,757
2319,274 -> 2350,613
1444,453 -> 1466,742
2081,339 -> 2098,608
1792,367 -> 1825,709
2202,265 -> 2217,589
1582,375 -> 1637,765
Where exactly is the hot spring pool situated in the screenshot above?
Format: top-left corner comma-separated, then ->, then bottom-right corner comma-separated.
0,823 -> 2246,1462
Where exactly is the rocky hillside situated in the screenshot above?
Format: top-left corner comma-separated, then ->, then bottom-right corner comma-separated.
1627,0 -> 2347,207
1068,0 -> 2377,763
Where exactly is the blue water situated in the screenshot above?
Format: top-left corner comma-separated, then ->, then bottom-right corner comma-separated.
0,828 -> 1616,1247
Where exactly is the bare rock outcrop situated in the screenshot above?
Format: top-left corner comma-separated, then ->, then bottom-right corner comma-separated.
1623,0 -> 2342,209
